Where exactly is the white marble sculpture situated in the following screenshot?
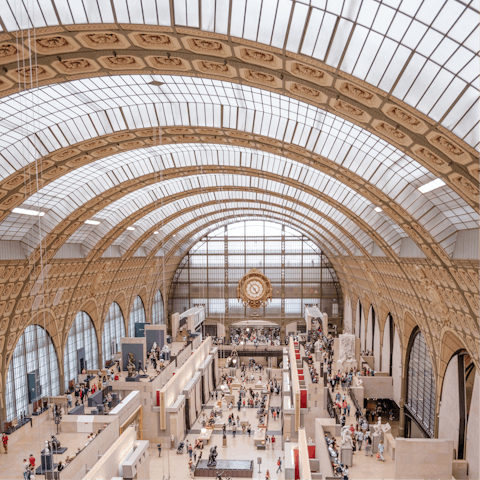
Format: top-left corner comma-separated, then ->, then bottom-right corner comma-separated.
162,344 -> 170,353
373,418 -> 383,436
338,334 -> 356,370
314,339 -> 321,352
341,429 -> 354,448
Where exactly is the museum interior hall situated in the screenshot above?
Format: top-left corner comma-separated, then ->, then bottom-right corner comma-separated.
0,0 -> 477,479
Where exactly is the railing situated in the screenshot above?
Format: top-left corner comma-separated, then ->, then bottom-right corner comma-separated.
348,387 -> 362,414
326,389 -> 339,424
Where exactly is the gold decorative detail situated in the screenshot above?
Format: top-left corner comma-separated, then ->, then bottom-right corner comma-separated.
118,140 -> 145,150
109,133 -> 136,142
128,32 -> 180,50
66,155 -> 92,168
234,46 -> 281,69
7,65 -> 57,83
75,31 -> 130,50
79,139 -> 109,151
237,268 -> 272,309
411,145 -> 450,172
0,75 -> 14,91
98,55 -> 145,70
330,98 -> 370,123
415,266 -> 452,327
372,120 -> 413,146
146,56 -> 190,71
448,173 -> 479,201
91,146 -> 119,158
382,104 -> 427,134
426,133 -> 471,164
287,81 -> 326,103
286,61 -> 332,86
52,148 -> 81,161
335,80 -> 381,108
0,43 -> 21,64
467,163 -> 479,180
182,37 -> 231,57
164,127 -> 194,135
27,34 -> 80,55
241,69 -> 281,88
52,58 -> 101,75
193,60 -> 235,77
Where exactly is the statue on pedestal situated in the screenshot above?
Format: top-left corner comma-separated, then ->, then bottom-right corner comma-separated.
341,429 -> 353,448
51,435 -> 61,451
207,446 -> 218,467
373,417 -> 383,436
127,352 -> 136,378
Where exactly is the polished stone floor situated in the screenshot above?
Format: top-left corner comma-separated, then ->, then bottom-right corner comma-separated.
149,367 -> 285,480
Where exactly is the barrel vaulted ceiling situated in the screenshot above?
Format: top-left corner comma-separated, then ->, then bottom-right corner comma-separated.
0,0 -> 477,271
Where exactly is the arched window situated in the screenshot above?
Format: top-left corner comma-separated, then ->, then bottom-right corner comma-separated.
102,302 -> 125,365
152,290 -> 165,325
5,325 -> 60,422
64,311 -> 99,390
406,328 -> 436,437
128,296 -> 146,337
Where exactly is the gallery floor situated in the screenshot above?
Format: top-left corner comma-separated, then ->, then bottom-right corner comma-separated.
148,367 -> 397,480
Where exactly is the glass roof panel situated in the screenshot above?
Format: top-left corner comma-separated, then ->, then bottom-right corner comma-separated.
2,144 -> 416,253
0,1 -> 475,145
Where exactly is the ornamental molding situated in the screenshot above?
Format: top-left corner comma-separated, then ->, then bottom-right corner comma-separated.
237,268 -> 273,309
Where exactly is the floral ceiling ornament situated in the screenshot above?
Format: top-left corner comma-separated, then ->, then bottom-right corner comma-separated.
237,268 -> 273,309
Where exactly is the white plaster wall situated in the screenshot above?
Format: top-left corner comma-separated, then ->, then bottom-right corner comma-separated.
286,322 -> 297,336
392,327 -> 402,406
466,371 -> 479,480
344,295 -> 353,334
355,302 -> 360,339
360,306 -> 366,352
195,379 -> 202,412
366,308 -> 373,352
373,314 -> 381,371
381,319 -> 391,373
438,355 -> 460,455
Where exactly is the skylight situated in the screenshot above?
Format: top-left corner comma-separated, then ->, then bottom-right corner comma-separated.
418,179 -> 446,194
12,207 -> 45,217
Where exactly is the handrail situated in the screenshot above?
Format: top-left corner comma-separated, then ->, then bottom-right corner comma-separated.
348,387 -> 362,414
326,388 -> 339,424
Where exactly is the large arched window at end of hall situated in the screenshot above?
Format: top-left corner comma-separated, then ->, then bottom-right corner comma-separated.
64,311 -> 99,391
405,327 -> 436,438
102,302 -> 126,365
152,290 -> 165,325
128,296 -> 147,337
5,325 -> 60,422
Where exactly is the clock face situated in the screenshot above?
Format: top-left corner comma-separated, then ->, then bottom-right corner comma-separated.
245,279 -> 264,300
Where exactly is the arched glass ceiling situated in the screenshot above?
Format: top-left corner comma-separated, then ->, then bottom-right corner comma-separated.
169,215 -> 335,263
68,176 -> 398,256
3,144 -> 412,252
155,210 -> 344,259
0,74 -> 443,180
141,204 -> 348,256
0,1 -> 477,148
6,143 -> 475,254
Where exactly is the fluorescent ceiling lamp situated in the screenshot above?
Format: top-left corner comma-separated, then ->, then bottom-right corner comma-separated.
12,207 -> 45,217
153,231 -> 159,235
85,219 -> 100,225
127,226 -> 135,231
418,179 -> 446,193
374,207 -> 382,213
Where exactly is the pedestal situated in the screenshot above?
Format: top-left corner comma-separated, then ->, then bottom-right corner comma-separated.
315,351 -> 322,362
223,435 -> 227,447
341,446 -> 353,467
372,434 -> 383,454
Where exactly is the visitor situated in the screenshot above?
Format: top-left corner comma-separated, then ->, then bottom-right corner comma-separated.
232,424 -> 237,437
276,457 -> 282,473
2,433 -> 8,454
23,459 -> 29,480
66,392 -> 72,408
57,461 -> 64,472
265,469 -> 270,480
157,444 -> 161,457
378,441 -> 385,462
356,430 -> 364,451
271,435 -> 275,447
365,434 -> 373,457
29,455 -> 35,468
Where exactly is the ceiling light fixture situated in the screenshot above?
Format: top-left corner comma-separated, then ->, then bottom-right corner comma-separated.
127,226 -> 135,231
374,207 -> 382,212
153,231 -> 159,235
12,207 -> 45,217
418,178 -> 446,193
85,219 -> 100,225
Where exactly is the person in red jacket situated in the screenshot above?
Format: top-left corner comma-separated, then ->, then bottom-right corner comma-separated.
29,454 -> 35,467
1,433 -> 7,454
